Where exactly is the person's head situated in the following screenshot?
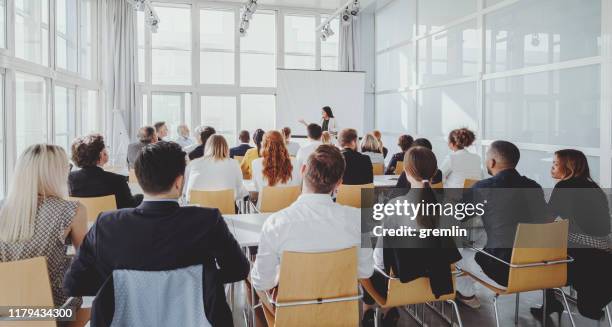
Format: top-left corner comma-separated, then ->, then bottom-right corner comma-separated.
71,134 -> 108,168
486,140 -> 520,176
302,145 -> 345,194
448,128 -> 476,151
0,144 -> 70,242
204,135 -> 229,161
137,126 -> 157,144
552,149 -> 592,181
307,124 -> 323,141
322,106 -> 334,119
412,138 -> 432,150
372,130 -> 383,144
261,131 -> 293,186
253,129 -> 265,153
338,128 -> 358,150
403,146 -> 439,229
282,127 -> 292,143
177,124 -> 190,138
360,133 -> 382,153
398,134 -> 414,152
239,130 -> 250,144
134,142 -> 186,198
154,122 -> 168,139
321,131 -> 332,144
198,126 -> 216,146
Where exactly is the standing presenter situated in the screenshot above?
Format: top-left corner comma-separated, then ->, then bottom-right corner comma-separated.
299,106 -> 338,136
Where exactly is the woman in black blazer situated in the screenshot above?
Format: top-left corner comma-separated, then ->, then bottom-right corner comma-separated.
69,134 -> 143,209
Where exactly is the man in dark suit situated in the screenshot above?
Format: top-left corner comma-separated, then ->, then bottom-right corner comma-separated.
154,121 -> 169,142
69,134 -> 143,208
338,128 -> 373,185
188,126 -> 216,161
127,126 -> 157,168
229,130 -> 252,158
64,142 -> 250,326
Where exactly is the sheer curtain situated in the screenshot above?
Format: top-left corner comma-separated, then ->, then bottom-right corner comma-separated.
339,16 -> 360,72
100,0 -> 136,168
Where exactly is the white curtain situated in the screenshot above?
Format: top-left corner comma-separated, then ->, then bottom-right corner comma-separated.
339,16 -> 361,72
100,0 -> 136,168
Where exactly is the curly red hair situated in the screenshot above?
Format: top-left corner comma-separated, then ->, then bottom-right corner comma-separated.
261,130 -> 293,186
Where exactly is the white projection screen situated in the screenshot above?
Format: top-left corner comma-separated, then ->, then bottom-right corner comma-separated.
276,69 -> 365,136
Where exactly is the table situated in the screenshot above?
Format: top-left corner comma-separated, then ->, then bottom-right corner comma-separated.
242,175 -> 399,193
224,213 -> 271,247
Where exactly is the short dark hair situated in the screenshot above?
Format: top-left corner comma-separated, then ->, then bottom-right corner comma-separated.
71,134 -> 105,168
338,128 -> 358,147
253,129 -> 266,152
398,135 -> 414,152
154,121 -> 166,132
199,126 -> 216,145
239,130 -> 250,143
282,127 -> 291,139
307,124 -> 322,140
412,138 -> 432,150
489,140 -> 520,167
304,145 -> 345,194
138,126 -> 157,143
134,141 -> 186,194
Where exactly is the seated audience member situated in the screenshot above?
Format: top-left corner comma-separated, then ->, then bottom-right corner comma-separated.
321,131 -> 332,145
282,127 -> 301,156
69,134 -> 143,209
127,126 -> 157,168
251,131 -> 302,195
240,129 -> 265,180
250,144 -> 374,307
154,121 -> 169,142
64,142 -> 249,326
396,138 -> 443,188
372,130 -> 388,158
531,149 -> 612,321
188,126 -> 216,161
362,146 -> 461,327
230,130 -> 253,158
339,128 -> 373,185
385,134 -> 414,175
0,144 -> 87,306
295,123 -> 323,168
175,124 -> 194,149
361,133 -> 385,167
184,135 -> 248,203
440,128 -> 482,188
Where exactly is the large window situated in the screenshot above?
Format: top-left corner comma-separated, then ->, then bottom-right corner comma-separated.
200,9 -> 235,85
240,94 -> 275,132
54,86 -> 76,152
0,0 -> 6,48
80,89 -> 98,134
152,4 -> 192,85
0,75 -> 3,197
320,16 -> 339,71
56,0 -> 78,72
201,96 -> 236,142
284,15 -> 315,70
240,11 -> 276,87
16,73 -> 48,156
15,0 -> 49,66
80,0 -> 94,78
137,11 -> 145,83
150,93 -> 191,139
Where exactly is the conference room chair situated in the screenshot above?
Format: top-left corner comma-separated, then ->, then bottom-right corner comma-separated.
234,156 -> 244,163
463,179 -> 479,188
431,181 -> 444,189
258,185 -> 301,213
0,257 -> 90,327
463,220 -> 575,327
372,163 -> 384,176
128,169 -> 138,184
394,161 -> 404,175
360,265 -> 463,327
336,183 -> 375,208
189,189 -> 236,215
69,195 -> 117,223
259,247 -> 361,327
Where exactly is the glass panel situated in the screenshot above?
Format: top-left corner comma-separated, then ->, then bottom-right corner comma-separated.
56,0 -> 77,72
417,82 -> 478,138
321,16 -> 339,70
200,51 -> 234,85
485,0 -> 601,73
484,65 -> 600,147
240,53 -> 276,87
418,19 -> 478,84
284,15 -> 315,69
241,11 -> 276,87
152,5 -> 191,85
284,55 -> 315,70
0,76 -> 3,198
81,89 -> 98,134
418,0 -> 477,35
152,49 -> 191,85
0,0 -> 6,48
142,94 -> 148,126
15,0 -> 49,65
200,9 -> 234,85
54,86 -> 76,152
375,92 -> 416,134
485,0 -> 505,7
375,0 -> 415,50
321,56 -> 338,71
16,73 -> 47,156
376,44 -> 411,91
240,94 -> 275,132
241,11 -> 276,52
201,96 -> 236,142
137,11 -> 145,83
80,0 -> 93,78
151,93 -> 185,139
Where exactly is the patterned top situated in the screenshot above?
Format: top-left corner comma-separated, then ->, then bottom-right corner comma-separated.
0,196 -> 79,306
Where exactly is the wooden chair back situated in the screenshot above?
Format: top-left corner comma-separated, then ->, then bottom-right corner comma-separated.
274,248 -> 359,326
463,179 -> 479,188
393,161 -> 404,175
372,163 -> 384,176
431,182 -> 444,189
259,185 -> 301,213
336,184 -> 375,208
384,266 -> 456,308
189,189 -> 235,215
69,195 -> 117,223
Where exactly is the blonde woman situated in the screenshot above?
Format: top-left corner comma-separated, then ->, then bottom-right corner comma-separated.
372,130 -> 388,158
360,133 -> 385,166
321,131 -> 332,145
184,135 -> 248,204
0,144 -> 87,306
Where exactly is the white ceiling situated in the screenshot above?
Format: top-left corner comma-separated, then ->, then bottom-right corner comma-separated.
215,0 -> 346,10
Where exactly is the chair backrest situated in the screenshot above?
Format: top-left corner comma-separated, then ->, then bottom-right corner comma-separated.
384,265 -> 456,308
336,183 -> 375,208
0,257 -> 56,327
259,185 -> 301,213
431,182 -> 443,189
128,169 -> 138,184
506,220 -> 569,293
393,161 -> 404,175
234,156 -> 244,163
69,195 -> 117,222
274,247 -> 359,327
372,163 -> 384,176
463,179 -> 479,188
189,189 -> 235,215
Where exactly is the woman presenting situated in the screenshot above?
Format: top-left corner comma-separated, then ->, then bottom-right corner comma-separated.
299,106 -> 338,136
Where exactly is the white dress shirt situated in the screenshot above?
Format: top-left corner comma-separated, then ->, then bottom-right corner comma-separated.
251,157 -> 302,193
295,140 -> 323,168
183,157 -> 248,201
250,193 -> 374,291
439,149 -> 483,188
286,141 -> 301,156
175,136 -> 195,149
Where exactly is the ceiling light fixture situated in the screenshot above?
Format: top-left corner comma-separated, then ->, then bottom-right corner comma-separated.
128,0 -> 160,33
239,0 -> 258,37
315,0 -> 360,33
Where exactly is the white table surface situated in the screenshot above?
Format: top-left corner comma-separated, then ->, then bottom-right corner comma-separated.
224,213 -> 272,247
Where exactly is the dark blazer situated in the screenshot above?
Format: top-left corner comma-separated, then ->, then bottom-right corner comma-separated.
382,147 -> 388,159
188,145 -> 205,161
69,167 -> 143,209
127,142 -> 146,168
229,144 -> 252,158
64,201 -> 250,327
341,148 -> 373,185
385,152 -> 404,175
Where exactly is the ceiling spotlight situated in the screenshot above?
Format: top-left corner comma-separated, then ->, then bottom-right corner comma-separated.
349,0 -> 360,16
531,33 -> 540,47
239,0 -> 258,37
320,23 -> 334,41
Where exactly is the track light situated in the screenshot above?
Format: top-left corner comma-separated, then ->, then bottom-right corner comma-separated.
341,8 -> 351,26
129,0 -> 160,33
239,0 -> 257,37
320,23 -> 334,41
349,0 -> 360,16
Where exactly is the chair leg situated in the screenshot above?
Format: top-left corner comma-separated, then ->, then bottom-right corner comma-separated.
556,288 -> 576,327
374,307 -> 380,327
515,293 -> 520,325
493,295 -> 500,327
447,300 -> 464,327
543,290 -> 547,327
606,304 -> 611,327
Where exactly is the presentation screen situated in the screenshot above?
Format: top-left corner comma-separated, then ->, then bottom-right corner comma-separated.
276,69 -> 366,137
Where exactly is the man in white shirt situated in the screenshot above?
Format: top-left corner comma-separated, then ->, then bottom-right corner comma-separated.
282,127 -> 301,156
295,123 -> 323,169
175,124 -> 195,149
251,144 -> 374,293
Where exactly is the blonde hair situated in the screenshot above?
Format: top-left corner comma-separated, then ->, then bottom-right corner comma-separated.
321,131 -> 332,144
360,133 -> 382,153
203,134 -> 229,161
0,144 -> 70,242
